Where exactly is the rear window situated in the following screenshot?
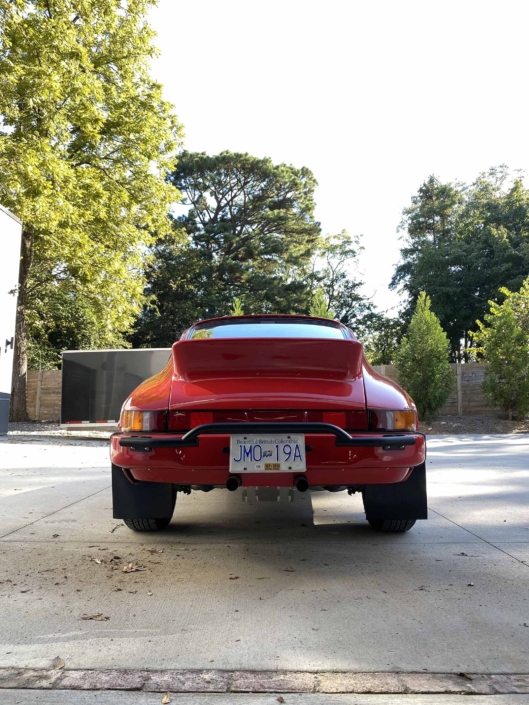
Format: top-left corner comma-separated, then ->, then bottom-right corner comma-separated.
188,318 -> 347,340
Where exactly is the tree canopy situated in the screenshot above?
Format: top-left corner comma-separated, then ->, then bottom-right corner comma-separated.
133,150 -> 323,344
132,153 -> 377,346
0,0 -> 182,416
392,168 -> 529,359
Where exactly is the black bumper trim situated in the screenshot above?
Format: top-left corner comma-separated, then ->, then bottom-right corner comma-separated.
117,423 -> 419,451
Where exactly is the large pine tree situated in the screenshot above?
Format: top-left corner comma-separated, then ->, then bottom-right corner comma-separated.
133,151 -> 321,344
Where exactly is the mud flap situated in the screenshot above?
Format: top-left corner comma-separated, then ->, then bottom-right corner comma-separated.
112,464 -> 174,519
363,462 -> 428,520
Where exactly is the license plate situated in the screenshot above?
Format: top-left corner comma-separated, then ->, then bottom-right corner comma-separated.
229,434 -> 306,473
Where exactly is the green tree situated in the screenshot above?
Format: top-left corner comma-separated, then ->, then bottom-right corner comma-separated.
230,298 -> 245,316
474,285 -> 529,420
394,292 -> 453,422
0,0 -> 182,417
363,315 -> 403,365
392,168 -> 529,359
309,287 -> 334,319
309,230 -> 375,336
133,151 -> 320,343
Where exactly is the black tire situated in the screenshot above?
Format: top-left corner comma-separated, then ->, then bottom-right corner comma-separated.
124,516 -> 172,532
367,518 -> 416,533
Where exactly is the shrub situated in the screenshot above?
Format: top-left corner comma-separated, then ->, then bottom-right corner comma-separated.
475,297 -> 529,420
395,292 -> 453,422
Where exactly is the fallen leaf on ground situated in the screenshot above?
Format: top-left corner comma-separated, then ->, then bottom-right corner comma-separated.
122,563 -> 146,573
52,534 -> 59,538
92,558 -> 102,565
81,613 -> 109,621
229,576 -> 239,580
148,548 -> 163,554
161,692 -> 171,704
52,656 -> 65,670
277,697 -> 285,703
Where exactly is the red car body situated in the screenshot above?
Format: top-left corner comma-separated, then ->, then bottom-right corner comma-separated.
111,315 -> 427,532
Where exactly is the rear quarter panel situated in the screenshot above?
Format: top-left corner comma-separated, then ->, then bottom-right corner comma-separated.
362,360 -> 416,410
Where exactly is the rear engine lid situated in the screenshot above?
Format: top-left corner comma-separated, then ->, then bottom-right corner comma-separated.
170,338 -> 366,410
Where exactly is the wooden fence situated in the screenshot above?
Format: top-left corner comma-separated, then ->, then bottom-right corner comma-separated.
25,362 -> 494,422
372,363 -> 492,416
27,370 -> 62,422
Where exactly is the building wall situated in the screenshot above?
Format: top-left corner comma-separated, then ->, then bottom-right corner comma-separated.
26,363 -> 495,422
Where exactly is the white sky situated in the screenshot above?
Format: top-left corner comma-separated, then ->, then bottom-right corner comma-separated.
149,0 -> 529,313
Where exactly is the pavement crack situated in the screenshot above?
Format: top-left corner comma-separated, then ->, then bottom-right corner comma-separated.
428,506 -> 529,568
0,485 -> 111,540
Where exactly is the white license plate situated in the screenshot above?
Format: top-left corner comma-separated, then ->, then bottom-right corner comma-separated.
229,434 -> 306,473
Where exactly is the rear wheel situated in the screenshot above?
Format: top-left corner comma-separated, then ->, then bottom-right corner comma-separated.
124,516 -> 172,532
367,518 -> 416,533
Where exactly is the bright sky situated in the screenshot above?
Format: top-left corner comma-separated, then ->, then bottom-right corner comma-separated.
149,0 -> 529,313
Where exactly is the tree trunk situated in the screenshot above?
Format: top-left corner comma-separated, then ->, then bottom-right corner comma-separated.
10,228 -> 33,422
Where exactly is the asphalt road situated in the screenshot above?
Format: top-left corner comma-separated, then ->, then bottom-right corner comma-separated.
0,433 -> 528,699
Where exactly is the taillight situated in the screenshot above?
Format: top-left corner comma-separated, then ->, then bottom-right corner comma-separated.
167,411 -> 213,431
168,411 -> 191,431
322,411 -> 368,430
164,409 -> 371,432
120,410 -> 166,432
369,410 -> 417,432
191,411 -> 213,427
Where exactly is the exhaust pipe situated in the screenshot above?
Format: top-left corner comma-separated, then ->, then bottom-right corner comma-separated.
226,475 -> 242,491
294,475 -> 309,492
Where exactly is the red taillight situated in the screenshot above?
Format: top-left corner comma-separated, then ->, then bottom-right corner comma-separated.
322,411 -> 346,427
190,411 -> 213,427
168,411 -> 213,431
168,411 -> 191,431
322,411 -> 368,430
166,409 -> 369,432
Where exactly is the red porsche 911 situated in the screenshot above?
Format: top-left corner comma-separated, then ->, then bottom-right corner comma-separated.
110,315 -> 427,533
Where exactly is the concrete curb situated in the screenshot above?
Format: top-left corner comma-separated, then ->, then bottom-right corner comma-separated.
0,670 -> 528,695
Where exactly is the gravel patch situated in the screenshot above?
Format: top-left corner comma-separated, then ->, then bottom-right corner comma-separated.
424,414 -> 529,435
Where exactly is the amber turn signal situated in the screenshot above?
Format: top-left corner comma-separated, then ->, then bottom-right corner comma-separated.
120,410 -> 166,432
368,409 -> 417,432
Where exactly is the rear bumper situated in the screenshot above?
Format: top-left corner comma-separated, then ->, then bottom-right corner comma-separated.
110,423 -> 426,486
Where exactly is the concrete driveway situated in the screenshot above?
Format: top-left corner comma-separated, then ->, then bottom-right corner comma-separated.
0,433 -> 528,701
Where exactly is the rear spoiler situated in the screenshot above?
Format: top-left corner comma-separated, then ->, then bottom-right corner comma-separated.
172,338 -> 364,381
